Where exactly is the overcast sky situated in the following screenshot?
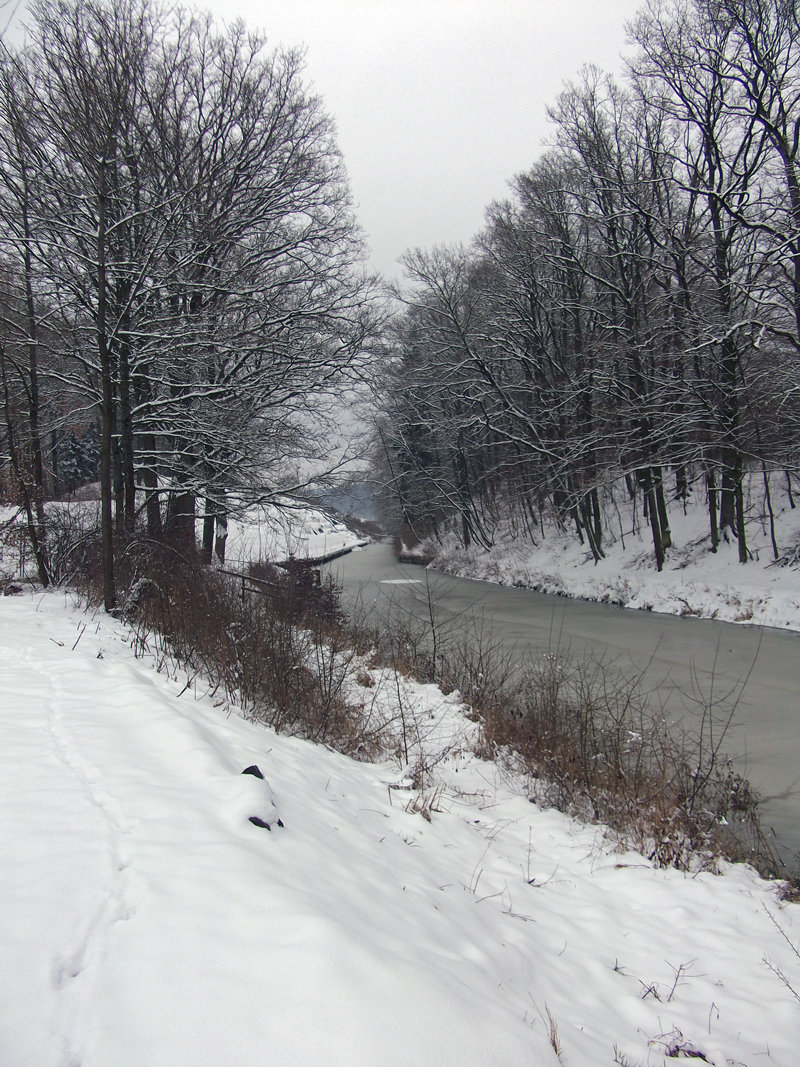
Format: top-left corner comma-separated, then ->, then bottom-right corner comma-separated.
13,0 -> 646,279
215,0 -> 645,280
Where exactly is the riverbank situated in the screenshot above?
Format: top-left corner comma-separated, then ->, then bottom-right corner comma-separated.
410,482 -> 800,632
0,499 -> 372,585
211,501 -> 372,567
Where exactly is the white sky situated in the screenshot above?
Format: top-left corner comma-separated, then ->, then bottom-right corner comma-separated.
217,0 -> 644,279
11,0 -> 645,279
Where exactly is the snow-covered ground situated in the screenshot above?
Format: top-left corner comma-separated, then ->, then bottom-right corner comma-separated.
2,587 -> 798,1066
417,478 -> 800,632
220,501 -> 368,567
0,499 -> 369,582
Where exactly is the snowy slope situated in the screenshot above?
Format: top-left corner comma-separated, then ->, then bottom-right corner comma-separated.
1,589 -> 798,1066
219,501 -> 368,567
0,499 -> 369,586
419,480 -> 800,632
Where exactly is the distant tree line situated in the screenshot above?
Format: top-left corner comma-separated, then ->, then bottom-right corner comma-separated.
0,0 -> 380,607
378,0 -> 800,569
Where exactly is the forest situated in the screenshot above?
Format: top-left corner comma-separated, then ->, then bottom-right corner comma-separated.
378,0 -> 800,572
3,0 -> 800,612
0,0 -> 382,609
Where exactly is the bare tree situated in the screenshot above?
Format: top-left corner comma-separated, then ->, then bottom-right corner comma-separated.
0,55 -> 51,583
0,0 -> 381,608
379,3 -> 799,568
629,0 -> 775,560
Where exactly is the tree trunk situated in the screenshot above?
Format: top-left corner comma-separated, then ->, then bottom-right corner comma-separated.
22,206 -> 47,556
654,467 -> 671,549
591,486 -> 602,552
166,486 -> 195,548
461,511 -> 471,548
706,468 -> 719,553
214,506 -> 228,563
763,466 -> 779,561
675,465 -> 687,505
97,154 -> 116,612
641,467 -> 665,572
0,348 -> 50,585
580,495 -> 604,562
140,439 -> 162,539
719,455 -> 737,536
117,297 -> 136,537
112,402 -> 124,534
573,506 -> 585,545
734,457 -> 747,563
201,502 -> 215,564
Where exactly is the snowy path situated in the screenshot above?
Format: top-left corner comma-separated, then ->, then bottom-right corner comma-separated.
0,591 -> 798,1066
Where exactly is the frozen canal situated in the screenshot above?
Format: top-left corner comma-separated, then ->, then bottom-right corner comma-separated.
327,541 -> 800,864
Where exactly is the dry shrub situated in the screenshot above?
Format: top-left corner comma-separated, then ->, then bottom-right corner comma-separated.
478,650 -> 769,871
0,503 -> 103,587
44,504 -> 102,585
366,608 -> 438,684
348,576 -> 774,872
260,558 -> 345,634
394,523 -> 435,564
0,512 -> 27,579
86,539 -> 384,758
